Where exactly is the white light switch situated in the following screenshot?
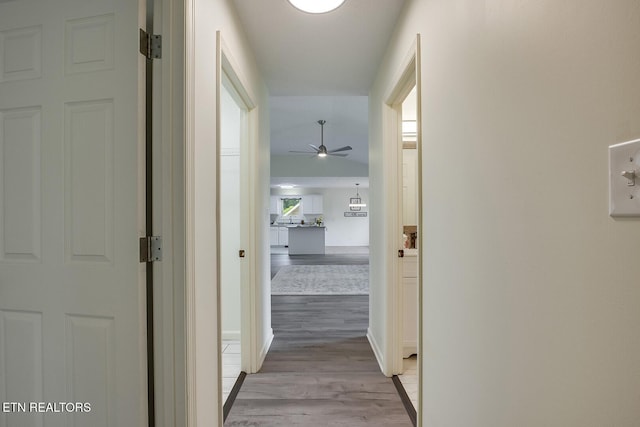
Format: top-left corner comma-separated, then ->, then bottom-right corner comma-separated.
609,138 -> 640,217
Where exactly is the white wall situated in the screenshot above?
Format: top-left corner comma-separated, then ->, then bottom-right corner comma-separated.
370,0 -> 640,425
321,188 -> 369,246
271,187 -> 369,246
188,0 -> 270,424
271,155 -> 368,177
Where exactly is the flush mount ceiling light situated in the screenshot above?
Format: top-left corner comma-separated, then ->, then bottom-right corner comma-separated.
287,0 -> 346,14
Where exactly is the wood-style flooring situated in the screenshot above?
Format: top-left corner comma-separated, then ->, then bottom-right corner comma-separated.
225,251 -> 412,426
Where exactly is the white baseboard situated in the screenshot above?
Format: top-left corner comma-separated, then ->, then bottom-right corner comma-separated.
258,328 -> 274,370
367,328 -> 386,375
403,342 -> 417,358
222,330 -> 241,341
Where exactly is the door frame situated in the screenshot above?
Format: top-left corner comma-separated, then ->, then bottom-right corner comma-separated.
150,0 -> 186,425
216,31 -> 260,377
183,26 -> 262,425
383,34 -> 423,425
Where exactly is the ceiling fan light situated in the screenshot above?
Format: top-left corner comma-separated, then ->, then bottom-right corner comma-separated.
318,152 -> 327,158
287,0 -> 346,14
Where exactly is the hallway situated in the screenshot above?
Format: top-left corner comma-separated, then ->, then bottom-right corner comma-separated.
224,294 -> 412,426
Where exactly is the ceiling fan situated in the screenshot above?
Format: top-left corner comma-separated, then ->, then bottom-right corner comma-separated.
289,120 -> 352,158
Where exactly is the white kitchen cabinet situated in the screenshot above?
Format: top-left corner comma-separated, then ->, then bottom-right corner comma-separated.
269,196 -> 280,214
302,194 -> 323,214
402,253 -> 418,358
278,227 -> 289,246
270,226 -> 292,246
311,195 -> 323,214
300,195 -> 310,214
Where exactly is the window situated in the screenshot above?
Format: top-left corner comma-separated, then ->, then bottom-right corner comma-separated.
281,198 -> 302,217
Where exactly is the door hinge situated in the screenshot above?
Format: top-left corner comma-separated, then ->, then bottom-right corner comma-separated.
140,236 -> 162,263
139,29 -> 162,59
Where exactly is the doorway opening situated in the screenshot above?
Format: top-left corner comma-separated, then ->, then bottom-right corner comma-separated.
214,32 -> 261,421
219,71 -> 246,406
396,84 -> 419,416
383,35 -> 422,426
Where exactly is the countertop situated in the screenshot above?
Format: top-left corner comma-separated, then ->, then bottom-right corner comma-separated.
271,224 -> 325,228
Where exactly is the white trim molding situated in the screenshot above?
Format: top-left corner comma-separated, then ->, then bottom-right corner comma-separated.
367,327 -> 385,372
382,33 -> 423,424
258,328 -> 274,368
183,0 -> 197,425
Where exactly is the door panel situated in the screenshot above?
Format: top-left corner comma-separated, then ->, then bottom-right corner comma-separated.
0,0 -> 145,426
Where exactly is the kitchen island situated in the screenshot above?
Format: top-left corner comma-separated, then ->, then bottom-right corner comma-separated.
288,226 -> 326,255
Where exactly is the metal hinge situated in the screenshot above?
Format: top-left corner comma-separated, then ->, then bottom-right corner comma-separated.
140,236 -> 162,262
139,29 -> 162,59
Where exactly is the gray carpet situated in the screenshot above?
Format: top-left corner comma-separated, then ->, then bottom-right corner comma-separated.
271,265 -> 369,295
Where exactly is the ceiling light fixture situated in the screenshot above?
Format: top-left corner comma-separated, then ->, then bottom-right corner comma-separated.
287,0 -> 346,14
349,183 -> 366,210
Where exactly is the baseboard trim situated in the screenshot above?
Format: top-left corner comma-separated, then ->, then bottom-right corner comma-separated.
367,328 -> 385,375
222,330 -> 241,341
258,328 -> 274,369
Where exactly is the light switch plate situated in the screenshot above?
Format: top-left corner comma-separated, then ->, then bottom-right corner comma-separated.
609,138 -> 640,217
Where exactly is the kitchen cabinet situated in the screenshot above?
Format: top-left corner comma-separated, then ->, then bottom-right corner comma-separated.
269,196 -> 280,214
278,227 -> 289,246
302,194 -> 323,214
402,252 -> 418,358
270,226 -> 291,246
288,226 -> 325,254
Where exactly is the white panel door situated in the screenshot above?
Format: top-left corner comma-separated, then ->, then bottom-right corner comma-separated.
0,0 -> 146,426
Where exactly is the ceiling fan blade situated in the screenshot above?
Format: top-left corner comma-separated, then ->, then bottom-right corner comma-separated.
327,153 -> 349,157
308,144 -> 320,152
289,150 -> 316,154
328,145 -> 352,153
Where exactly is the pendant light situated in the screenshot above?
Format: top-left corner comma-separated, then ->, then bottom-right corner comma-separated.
288,0 -> 346,14
349,183 -> 366,211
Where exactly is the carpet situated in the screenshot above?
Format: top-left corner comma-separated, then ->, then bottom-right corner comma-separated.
271,265 -> 369,295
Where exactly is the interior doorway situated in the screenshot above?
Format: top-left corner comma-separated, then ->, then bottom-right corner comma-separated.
396,85 -> 419,414
214,32 -> 263,423
219,72 -> 246,405
383,35 -> 422,426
